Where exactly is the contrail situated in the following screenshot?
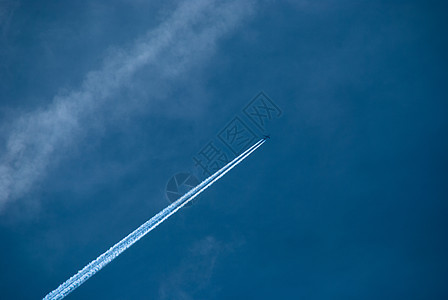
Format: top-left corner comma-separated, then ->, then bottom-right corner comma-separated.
43,138 -> 266,300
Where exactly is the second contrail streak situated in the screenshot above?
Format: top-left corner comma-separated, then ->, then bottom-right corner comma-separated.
43,138 -> 266,300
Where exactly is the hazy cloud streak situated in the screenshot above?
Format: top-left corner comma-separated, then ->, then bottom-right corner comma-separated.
0,0 -> 254,210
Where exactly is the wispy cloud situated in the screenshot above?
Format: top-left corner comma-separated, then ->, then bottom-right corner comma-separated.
0,0 -> 19,37
0,0 -> 255,211
158,236 -> 229,300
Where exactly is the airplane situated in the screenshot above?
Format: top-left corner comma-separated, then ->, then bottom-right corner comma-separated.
263,135 -> 270,139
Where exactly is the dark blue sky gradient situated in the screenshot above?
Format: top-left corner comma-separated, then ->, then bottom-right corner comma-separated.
0,1 -> 447,299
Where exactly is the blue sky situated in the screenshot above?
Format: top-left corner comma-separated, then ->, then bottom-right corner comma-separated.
0,0 -> 447,299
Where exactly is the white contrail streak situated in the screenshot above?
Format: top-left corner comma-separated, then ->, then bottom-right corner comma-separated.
43,138 -> 266,300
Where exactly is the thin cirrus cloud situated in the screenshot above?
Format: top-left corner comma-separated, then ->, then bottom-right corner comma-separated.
0,0 -> 255,211
158,236 -> 224,300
